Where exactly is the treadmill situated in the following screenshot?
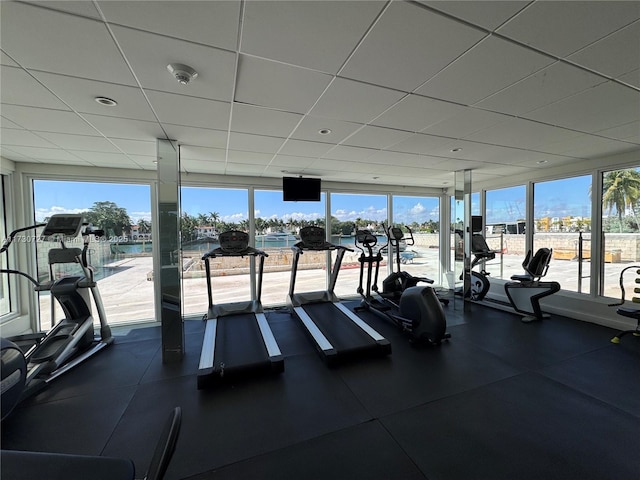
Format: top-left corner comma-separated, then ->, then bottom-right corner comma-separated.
287,226 -> 391,366
197,230 -> 283,389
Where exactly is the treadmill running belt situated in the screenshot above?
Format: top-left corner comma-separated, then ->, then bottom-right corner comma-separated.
214,314 -> 269,371
301,302 -> 377,352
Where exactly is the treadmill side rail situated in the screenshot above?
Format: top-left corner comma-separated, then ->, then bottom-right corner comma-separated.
333,302 -> 387,343
292,306 -> 336,355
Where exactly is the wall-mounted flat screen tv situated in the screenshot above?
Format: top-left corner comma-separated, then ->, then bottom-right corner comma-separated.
282,177 -> 321,202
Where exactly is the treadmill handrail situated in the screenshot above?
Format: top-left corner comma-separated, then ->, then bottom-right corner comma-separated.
202,246 -> 268,260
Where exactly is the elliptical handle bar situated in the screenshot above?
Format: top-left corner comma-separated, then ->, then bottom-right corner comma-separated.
1,223 -> 47,254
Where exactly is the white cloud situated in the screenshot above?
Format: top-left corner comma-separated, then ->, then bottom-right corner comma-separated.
35,206 -> 87,221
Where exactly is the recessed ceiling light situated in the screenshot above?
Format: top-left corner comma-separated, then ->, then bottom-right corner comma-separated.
95,96 -> 117,106
318,128 -> 332,135
451,147 -> 463,152
537,160 -> 548,164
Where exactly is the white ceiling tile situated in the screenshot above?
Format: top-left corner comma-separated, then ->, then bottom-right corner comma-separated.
105,139 -> 156,156
568,22 -> 640,80
82,114 -> 165,141
228,133 -> 285,154
0,146 -> 31,164
1,105 -> 98,135
24,1 -> 101,18
421,1 -> 528,31
536,134 -> 638,159
0,2 -> 135,84
164,125 -> 227,149
1,52 -> 18,67
179,146 -> 226,162
225,163 -> 266,175
341,1 -> 486,92
367,150 -> 430,167
423,108 -> 510,139
475,62 -> 606,115
372,94 -> 466,132
270,155 -> 316,169
98,0 -> 240,50
322,145 -> 376,161
127,155 -> 157,169
231,104 -> 302,137
619,69 -> 640,89
310,78 -> 405,124
386,133 -> 453,155
1,67 -> 70,110
71,151 -> 132,165
181,159 -> 226,175
36,132 -> 120,152
416,36 -> 554,105
111,25 -> 236,102
30,71 -> 156,121
1,128 -> 58,148
241,1 -> 385,73
235,55 -> 332,114
227,151 -> 273,166
291,116 -> 362,144
466,117 -> 583,150
524,82 -> 640,133
4,145 -> 82,162
279,140 -> 333,158
596,121 -> 640,143
342,126 -> 413,150
146,90 -> 230,130
497,1 -> 640,57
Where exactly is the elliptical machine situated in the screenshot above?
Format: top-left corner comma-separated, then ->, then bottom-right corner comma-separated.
382,225 -> 449,306
354,229 -> 450,345
1,214 -> 113,420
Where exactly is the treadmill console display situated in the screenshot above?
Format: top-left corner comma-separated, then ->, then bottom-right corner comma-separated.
299,226 -> 327,249
40,214 -> 84,240
219,230 -> 250,254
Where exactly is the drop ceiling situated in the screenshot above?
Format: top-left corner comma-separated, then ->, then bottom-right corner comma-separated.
1,0 -> 639,188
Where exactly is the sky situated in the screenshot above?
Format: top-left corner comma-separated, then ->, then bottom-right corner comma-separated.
33,176 -> 594,226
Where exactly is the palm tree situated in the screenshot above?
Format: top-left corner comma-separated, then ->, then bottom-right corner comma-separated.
209,211 -> 220,229
602,170 -> 640,232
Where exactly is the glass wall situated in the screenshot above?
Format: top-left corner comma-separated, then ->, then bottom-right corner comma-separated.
180,187 -> 249,317
0,176 -> 10,317
391,195 -> 441,285
482,185 -> 526,280
533,175 -> 592,294
33,180 -> 153,329
255,189 -> 326,306
330,193 -> 387,299
601,167 -> 640,299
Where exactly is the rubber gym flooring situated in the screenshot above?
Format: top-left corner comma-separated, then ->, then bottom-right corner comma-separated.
2,300 -> 640,480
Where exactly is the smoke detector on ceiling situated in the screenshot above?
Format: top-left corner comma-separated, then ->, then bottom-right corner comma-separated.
167,63 -> 198,85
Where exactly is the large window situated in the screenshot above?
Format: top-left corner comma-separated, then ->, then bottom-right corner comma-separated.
330,193 -> 386,299
601,167 -> 640,299
180,187 -> 249,317
482,185 -> 526,280
33,180 -> 153,329
392,195 -> 441,285
255,189 -> 326,306
0,176 -> 10,317
533,175 -> 592,294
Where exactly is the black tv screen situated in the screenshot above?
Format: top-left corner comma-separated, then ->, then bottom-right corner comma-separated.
282,177 -> 321,202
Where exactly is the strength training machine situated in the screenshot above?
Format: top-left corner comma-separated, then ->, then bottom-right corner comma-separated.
354,229 -> 450,345
287,226 -> 391,366
1,214 -> 113,420
197,230 -> 283,389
